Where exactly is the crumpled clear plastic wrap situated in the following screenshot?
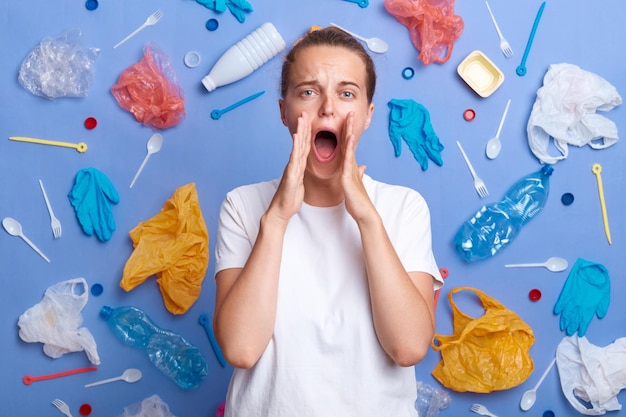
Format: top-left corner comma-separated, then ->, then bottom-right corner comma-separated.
117,395 -> 177,417
111,42 -> 186,130
18,29 -> 99,99
384,0 -> 464,65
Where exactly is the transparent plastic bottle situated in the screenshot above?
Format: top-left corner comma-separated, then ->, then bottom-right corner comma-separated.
454,165 -> 554,262
201,22 -> 286,92
100,305 -> 208,390
414,381 -> 451,417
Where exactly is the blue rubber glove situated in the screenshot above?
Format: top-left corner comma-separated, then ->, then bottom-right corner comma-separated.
554,258 -> 610,337
195,0 -> 253,23
68,168 -> 119,242
388,99 -> 444,171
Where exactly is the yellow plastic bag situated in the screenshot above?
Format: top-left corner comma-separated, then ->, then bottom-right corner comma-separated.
120,183 -> 209,315
431,286 -> 535,393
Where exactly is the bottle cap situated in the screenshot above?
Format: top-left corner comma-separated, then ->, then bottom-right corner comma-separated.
543,411 -> 555,417
206,18 -> 219,31
79,403 -> 92,416
84,117 -> 97,129
463,109 -> 476,121
85,0 -> 98,10
402,67 -> 415,80
561,192 -> 574,205
184,51 -> 201,68
529,288 -> 542,301
91,283 -> 103,296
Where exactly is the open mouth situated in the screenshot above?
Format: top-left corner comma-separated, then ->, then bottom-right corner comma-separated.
314,130 -> 338,161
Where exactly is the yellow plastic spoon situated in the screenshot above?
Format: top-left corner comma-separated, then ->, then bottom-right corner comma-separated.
592,163 -> 611,245
9,136 -> 87,153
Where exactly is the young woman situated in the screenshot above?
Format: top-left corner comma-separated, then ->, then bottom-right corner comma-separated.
213,27 -> 443,416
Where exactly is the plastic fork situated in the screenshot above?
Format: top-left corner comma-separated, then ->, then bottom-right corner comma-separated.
52,399 -> 74,417
470,403 -> 498,417
39,180 -> 62,239
114,9 -> 163,49
485,1 -> 513,58
457,141 -> 489,198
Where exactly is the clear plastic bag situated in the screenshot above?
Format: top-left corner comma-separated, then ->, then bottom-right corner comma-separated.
18,29 -> 99,99
117,395 -> 177,417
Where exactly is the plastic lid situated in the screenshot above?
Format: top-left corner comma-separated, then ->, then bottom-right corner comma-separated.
184,51 -> 201,68
529,289 -> 542,301
91,283 -> 103,296
206,18 -> 219,31
402,67 -> 415,80
85,0 -> 98,10
79,403 -> 92,416
543,411 -> 555,417
99,305 -> 113,319
463,109 -> 476,121
84,117 -> 97,129
561,192 -> 574,205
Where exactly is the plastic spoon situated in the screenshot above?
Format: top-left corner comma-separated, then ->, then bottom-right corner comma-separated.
329,23 -> 388,53
505,257 -> 568,272
485,99 -> 511,159
84,368 -> 142,388
2,217 -> 50,262
130,133 -> 163,188
520,357 -> 556,410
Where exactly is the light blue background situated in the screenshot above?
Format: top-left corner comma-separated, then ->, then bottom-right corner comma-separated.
1,1 -> 625,416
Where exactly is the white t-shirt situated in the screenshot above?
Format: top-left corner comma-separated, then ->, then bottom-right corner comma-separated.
215,175 -> 443,417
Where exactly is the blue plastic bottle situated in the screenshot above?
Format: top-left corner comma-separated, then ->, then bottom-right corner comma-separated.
100,305 -> 208,390
454,165 -> 554,262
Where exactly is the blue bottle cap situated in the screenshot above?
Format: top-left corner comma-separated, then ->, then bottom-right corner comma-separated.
561,192 -> 574,205
543,411 -> 555,417
91,283 -> 103,296
206,18 -> 219,31
402,67 -> 415,80
85,0 -> 98,10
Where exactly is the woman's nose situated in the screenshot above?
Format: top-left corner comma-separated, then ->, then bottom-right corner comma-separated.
318,95 -> 335,117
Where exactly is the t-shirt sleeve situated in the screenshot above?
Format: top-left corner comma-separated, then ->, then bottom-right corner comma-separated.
214,191 -> 254,275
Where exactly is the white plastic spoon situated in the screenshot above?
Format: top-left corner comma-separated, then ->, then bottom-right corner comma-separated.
84,368 -> 142,388
330,23 -> 388,53
130,133 -> 163,188
505,257 -> 568,272
485,98 -> 511,159
520,357 -> 556,410
2,217 -> 50,262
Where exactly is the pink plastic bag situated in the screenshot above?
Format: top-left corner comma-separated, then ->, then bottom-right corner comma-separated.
385,0 -> 464,65
111,42 -> 185,129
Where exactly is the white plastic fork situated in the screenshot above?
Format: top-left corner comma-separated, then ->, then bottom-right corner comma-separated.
114,9 -> 163,49
39,179 -> 62,239
471,403 -> 498,417
457,141 -> 489,198
485,1 -> 513,58
52,399 -> 74,417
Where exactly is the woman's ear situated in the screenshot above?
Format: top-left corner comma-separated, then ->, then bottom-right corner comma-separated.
364,102 -> 374,130
279,99 -> 287,126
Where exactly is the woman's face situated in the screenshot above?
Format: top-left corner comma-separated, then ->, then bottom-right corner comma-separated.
279,45 -> 374,180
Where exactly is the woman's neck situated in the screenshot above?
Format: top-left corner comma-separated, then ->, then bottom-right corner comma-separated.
303,174 -> 344,207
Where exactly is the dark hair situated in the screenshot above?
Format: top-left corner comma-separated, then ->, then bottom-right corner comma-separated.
280,27 -> 377,103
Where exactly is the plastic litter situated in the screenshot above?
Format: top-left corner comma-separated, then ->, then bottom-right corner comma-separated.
432,287 -> 535,392
205,18 -> 219,31
557,335 -> 626,415
120,183 -> 209,315
384,0 -> 464,65
194,0 -> 253,23
111,42 -> 185,130
17,278 -> 100,365
554,258 -> 610,337
454,165 -> 553,262
117,395 -> 177,417
527,63 -> 621,164
101,305 -> 208,390
84,117 -> 97,129
68,168 -> 119,242
415,381 -> 451,417
18,29 -> 99,100
387,99 -> 444,170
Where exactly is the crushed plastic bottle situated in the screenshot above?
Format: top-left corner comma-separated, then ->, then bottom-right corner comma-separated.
454,165 -> 554,262
100,305 -> 208,390
414,381 -> 451,417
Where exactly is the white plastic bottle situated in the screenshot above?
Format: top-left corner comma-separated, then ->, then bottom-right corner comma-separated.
201,22 -> 286,92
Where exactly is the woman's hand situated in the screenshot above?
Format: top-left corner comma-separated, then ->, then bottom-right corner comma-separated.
268,112 -> 311,224
340,112 -> 375,223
